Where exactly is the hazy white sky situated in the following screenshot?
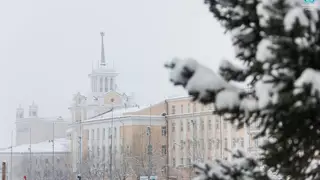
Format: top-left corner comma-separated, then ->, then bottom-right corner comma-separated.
0,0 -> 234,148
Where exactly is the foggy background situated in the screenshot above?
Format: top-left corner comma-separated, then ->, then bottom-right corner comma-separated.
0,0 -> 234,148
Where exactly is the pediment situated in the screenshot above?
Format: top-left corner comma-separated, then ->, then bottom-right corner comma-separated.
103,91 -> 123,105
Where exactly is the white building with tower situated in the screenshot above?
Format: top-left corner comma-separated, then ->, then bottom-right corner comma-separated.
15,102 -> 70,146
68,32 -> 167,179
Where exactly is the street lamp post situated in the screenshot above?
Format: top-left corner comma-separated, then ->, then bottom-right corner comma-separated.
110,98 -> 114,180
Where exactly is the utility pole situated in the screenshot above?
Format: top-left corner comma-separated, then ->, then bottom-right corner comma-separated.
29,128 -> 32,179
148,104 -> 152,180
52,122 -> 55,179
220,116 -> 223,159
10,131 -> 13,180
79,112 -> 83,179
192,103 -> 196,164
109,99 -> 114,180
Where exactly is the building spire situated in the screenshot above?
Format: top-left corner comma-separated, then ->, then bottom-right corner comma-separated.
100,32 -> 106,66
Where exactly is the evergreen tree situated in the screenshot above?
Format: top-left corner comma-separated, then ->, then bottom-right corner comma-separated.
165,0 -> 320,179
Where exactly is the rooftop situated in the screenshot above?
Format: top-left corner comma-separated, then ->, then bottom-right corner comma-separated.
88,105 -> 149,121
0,138 -> 70,153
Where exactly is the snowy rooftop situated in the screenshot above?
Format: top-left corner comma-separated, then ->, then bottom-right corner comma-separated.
0,138 -> 70,153
89,105 -> 149,121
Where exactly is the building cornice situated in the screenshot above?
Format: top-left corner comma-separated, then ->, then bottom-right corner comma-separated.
167,110 -> 215,119
69,115 -> 165,126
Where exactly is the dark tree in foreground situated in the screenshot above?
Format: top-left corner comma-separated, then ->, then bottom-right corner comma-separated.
165,0 -> 320,179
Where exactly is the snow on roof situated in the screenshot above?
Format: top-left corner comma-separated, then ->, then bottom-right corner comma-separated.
0,138 -> 70,153
89,105 -> 149,121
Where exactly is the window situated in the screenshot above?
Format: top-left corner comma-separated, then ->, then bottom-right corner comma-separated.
103,128 -> 106,140
180,140 -> 184,149
114,127 -> 117,137
201,139 -> 204,150
162,145 -> 167,155
224,121 -> 227,129
146,126 -> 151,136
100,77 -> 103,92
97,146 -> 100,157
187,158 -> 191,166
173,142 -> 176,151
180,120 -> 184,132
172,123 -> 175,132
208,118 -> 212,130
104,77 -> 108,92
216,119 -> 220,129
200,118 -> 204,130
171,105 -> 176,114
108,127 -> 112,138
225,138 -> 228,148
187,121 -> 190,132
193,103 -> 197,112
232,138 -> 236,148
187,139 -> 191,149
208,139 -> 212,150
172,158 -> 176,167
241,138 -> 244,147
188,103 -> 190,113
201,105 -> 204,111
92,146 -> 95,157
102,146 -> 106,161
91,129 -> 95,142
97,128 -> 100,140
216,140 -> 220,149
180,158 -> 184,165
254,139 -> 259,147
181,105 -> 184,114
161,126 -> 167,136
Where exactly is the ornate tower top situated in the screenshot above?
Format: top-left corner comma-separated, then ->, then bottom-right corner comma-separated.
100,32 -> 106,67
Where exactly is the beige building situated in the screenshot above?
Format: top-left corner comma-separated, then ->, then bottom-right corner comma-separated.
164,96 -> 251,179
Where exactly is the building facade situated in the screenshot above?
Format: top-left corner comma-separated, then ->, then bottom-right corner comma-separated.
68,32 -> 168,179
67,32 -> 261,180
0,138 -> 71,180
15,102 -> 70,146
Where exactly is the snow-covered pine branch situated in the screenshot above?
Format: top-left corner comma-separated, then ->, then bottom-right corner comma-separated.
193,149 -> 277,180
166,0 -> 320,179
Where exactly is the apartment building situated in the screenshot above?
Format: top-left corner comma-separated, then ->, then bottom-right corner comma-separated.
166,97 -> 249,179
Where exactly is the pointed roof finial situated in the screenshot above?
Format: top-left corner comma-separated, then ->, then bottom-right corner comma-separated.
100,32 -> 106,66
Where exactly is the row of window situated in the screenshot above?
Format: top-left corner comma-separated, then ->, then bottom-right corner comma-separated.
171,117 -> 226,132
172,138 -> 245,151
89,127 -> 117,142
92,77 -> 114,92
171,103 -> 214,115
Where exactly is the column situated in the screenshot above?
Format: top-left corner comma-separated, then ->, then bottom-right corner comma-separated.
110,78 -> 113,90
97,76 -> 100,92
101,77 -> 105,93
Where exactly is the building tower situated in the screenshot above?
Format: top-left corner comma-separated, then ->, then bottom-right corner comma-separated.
29,102 -> 38,117
88,32 -> 119,97
16,105 -> 24,119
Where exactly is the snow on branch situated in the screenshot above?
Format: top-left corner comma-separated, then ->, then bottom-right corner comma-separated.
193,149 -> 274,180
294,68 -> 320,97
165,58 -> 259,113
219,59 -> 249,82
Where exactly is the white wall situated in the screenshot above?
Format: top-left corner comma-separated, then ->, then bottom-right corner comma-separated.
16,119 -> 69,146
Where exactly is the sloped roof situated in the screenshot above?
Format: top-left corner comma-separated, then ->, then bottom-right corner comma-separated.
0,138 -> 70,153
